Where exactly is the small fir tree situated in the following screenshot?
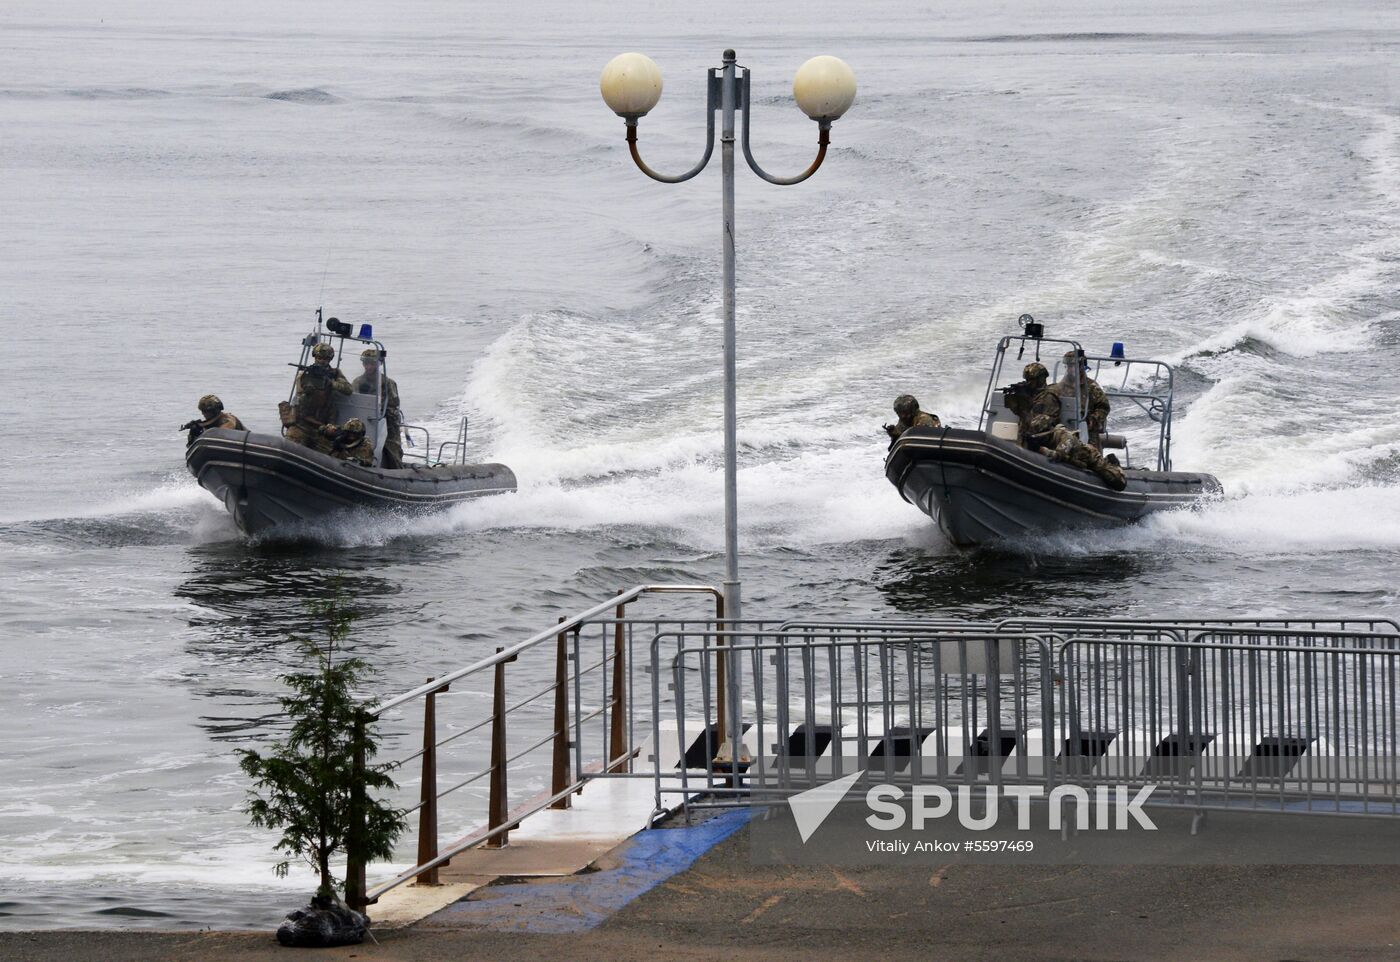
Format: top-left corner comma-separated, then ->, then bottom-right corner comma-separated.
237,595 -> 405,902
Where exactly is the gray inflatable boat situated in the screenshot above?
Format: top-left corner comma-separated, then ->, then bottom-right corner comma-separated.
185,314 -> 516,536
885,327 -> 1222,547
187,428 -> 516,536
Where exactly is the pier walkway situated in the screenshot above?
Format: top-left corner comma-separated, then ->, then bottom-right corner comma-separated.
8,811 -> 1400,961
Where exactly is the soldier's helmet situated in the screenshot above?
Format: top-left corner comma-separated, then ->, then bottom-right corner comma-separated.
1022,362 -> 1048,384
360,348 -> 379,361
312,343 -> 336,360
893,394 -> 920,418
343,418 -> 366,435
1063,348 -> 1088,371
198,394 -> 223,416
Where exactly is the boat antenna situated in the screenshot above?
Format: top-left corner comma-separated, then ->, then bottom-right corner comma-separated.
316,240 -> 334,314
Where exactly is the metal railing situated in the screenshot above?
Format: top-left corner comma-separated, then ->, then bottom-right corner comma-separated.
399,415 -> 471,468
344,584 -> 724,909
653,621 -> 1400,827
343,605 -> 1400,909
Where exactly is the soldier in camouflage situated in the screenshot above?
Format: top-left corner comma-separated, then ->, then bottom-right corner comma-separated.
351,348 -> 403,469
181,394 -> 246,445
1005,362 -> 1060,450
1046,424 -> 1126,490
1057,349 -> 1111,443
1015,363 -> 1125,490
884,394 -> 941,441
320,418 -> 376,467
280,342 -> 352,453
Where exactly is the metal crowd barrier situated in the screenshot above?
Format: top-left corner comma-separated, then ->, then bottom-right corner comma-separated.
650,621 -> 1400,828
346,599 -> 1400,909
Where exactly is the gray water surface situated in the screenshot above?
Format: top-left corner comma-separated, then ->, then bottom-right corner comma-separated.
3,0 -> 1399,930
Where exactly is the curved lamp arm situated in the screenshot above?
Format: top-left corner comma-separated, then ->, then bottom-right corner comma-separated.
626,69 -> 719,184
739,69 -> 829,186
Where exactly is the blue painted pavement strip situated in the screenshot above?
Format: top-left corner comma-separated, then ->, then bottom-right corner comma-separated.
420,809 -> 752,933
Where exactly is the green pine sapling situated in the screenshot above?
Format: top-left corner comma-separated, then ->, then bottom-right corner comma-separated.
237,595 -> 405,903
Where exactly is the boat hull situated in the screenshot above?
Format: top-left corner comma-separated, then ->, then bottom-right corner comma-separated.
185,429 -> 517,536
884,427 -> 1222,547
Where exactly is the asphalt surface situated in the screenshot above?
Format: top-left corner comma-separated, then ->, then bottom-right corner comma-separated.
5,814 -> 1400,962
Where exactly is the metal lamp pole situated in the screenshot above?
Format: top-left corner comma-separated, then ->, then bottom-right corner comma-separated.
601,48 -> 856,625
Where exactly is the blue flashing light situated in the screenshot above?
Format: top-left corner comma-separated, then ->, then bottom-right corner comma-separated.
1110,341 -> 1126,359
358,323 -> 374,340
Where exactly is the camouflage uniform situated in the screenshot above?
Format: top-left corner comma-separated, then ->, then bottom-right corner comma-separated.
322,418 -> 376,467
885,394 -> 942,441
1007,363 -> 1061,450
203,412 -> 246,431
351,350 -> 403,468
184,395 -> 246,444
1047,424 -> 1127,491
1056,350 -> 1111,439
283,344 -> 352,453
1014,365 -> 1124,490
196,395 -> 246,432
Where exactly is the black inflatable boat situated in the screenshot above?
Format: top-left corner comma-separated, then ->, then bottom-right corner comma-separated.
885,327 -> 1222,546
184,313 -> 516,535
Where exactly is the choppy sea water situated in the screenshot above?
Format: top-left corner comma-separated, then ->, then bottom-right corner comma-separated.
3,0 -> 1400,930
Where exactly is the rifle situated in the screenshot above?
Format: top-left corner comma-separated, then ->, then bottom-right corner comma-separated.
289,363 -> 344,378
1001,379 -> 1038,411
179,420 -> 205,445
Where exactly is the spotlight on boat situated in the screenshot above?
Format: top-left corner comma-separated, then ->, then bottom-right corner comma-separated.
600,53 -> 663,118
324,316 -> 354,337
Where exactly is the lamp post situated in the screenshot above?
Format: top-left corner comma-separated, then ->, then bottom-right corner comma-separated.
601,49 -> 855,626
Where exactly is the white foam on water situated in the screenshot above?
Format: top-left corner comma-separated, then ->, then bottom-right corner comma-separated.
1009,484 -> 1400,559
1175,259 -> 1384,360
1172,373 -> 1400,493
0,839 -> 413,891
289,436 -> 929,552
1140,485 -> 1400,554
0,478 -> 216,525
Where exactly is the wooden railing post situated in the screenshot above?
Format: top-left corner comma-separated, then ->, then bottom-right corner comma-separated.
550,618 -> 572,809
414,677 -> 448,884
345,711 -> 368,911
484,648 -> 516,849
609,590 -> 629,772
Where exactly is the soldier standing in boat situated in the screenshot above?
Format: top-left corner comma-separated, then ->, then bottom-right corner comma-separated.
321,417 -> 376,466
181,394 -> 246,445
1058,349 -> 1111,443
352,348 -> 403,469
1005,362 -> 1059,450
280,342 -> 352,453
884,394 -> 941,441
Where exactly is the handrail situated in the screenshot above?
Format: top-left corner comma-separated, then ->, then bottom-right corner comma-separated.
371,584 -> 722,717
